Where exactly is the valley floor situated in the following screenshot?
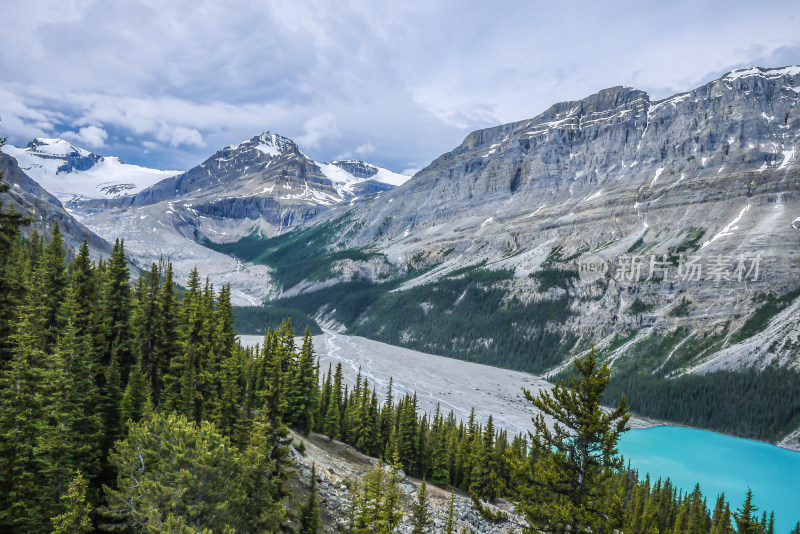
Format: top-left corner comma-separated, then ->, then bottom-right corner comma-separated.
240,330 -> 657,437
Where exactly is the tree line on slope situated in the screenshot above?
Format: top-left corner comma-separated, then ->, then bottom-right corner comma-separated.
0,153 -> 793,531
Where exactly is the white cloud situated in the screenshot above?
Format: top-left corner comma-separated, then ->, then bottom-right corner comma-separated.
401,167 -> 421,176
0,0 -> 798,172
296,113 -> 340,149
61,125 -> 108,148
154,124 -> 203,148
355,142 -> 375,155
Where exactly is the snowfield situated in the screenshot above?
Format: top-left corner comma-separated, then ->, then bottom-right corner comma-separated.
4,139 -> 179,203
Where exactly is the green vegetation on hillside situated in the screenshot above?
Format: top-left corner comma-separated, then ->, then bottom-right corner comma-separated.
205,220 -> 385,290
604,366 -> 800,441
352,268 -> 575,373
233,305 -> 321,335
273,266 -> 576,374
530,265 -> 579,291
730,287 -> 800,344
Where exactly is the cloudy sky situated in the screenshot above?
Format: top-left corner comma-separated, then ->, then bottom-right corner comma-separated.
1,0 -> 799,174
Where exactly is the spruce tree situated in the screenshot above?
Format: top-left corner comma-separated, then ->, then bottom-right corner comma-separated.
735,489 -> 760,534
67,241 -> 99,342
0,126 -> 31,365
0,310 -> 59,532
101,239 -> 133,381
53,316 -> 103,486
213,283 -> 239,431
288,328 -> 319,434
324,385 -> 341,440
163,268 -> 209,421
131,264 -> 160,385
299,463 -> 321,534
397,393 -> 419,472
382,459 -> 404,531
235,411 -> 290,532
51,471 -> 93,534
445,493 -> 457,534
32,223 -> 68,353
152,261 -> 179,404
411,479 -> 431,534
120,360 -> 148,428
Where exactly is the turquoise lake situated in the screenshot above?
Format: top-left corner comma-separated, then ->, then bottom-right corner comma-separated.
620,426 -> 800,533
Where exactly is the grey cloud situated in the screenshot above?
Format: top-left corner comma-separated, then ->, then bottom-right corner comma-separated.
1,0 -> 799,173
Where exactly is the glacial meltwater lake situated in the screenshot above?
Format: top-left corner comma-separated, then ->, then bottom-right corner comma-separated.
620,426 -> 800,532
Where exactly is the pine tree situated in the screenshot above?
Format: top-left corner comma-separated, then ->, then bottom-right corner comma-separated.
299,463 -> 321,534
515,349 -> 630,534
0,308 -> 68,532
103,412 -> 246,531
288,328 -> 319,434
411,479 -> 431,534
445,493 -> 457,534
120,360 -> 148,428
51,471 -> 93,534
324,385 -> 341,440
735,489 -> 760,534
101,239 -> 133,381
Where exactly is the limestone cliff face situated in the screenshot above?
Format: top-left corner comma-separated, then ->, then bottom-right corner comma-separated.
324,66 -> 800,372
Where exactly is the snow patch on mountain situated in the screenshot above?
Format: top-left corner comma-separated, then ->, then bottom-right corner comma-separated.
724,65 -> 800,81
317,160 -> 410,197
5,138 -> 180,203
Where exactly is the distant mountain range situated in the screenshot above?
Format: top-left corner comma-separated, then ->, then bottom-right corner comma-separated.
1,131 -> 410,303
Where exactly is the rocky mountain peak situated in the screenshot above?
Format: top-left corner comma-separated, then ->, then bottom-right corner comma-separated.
23,138 -> 101,173
223,131 -> 300,160
26,137 -> 92,157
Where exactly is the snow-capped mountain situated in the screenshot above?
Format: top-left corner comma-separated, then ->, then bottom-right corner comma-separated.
60,131 -> 409,304
3,138 -> 180,204
77,132 -> 409,211
0,152 -> 112,258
